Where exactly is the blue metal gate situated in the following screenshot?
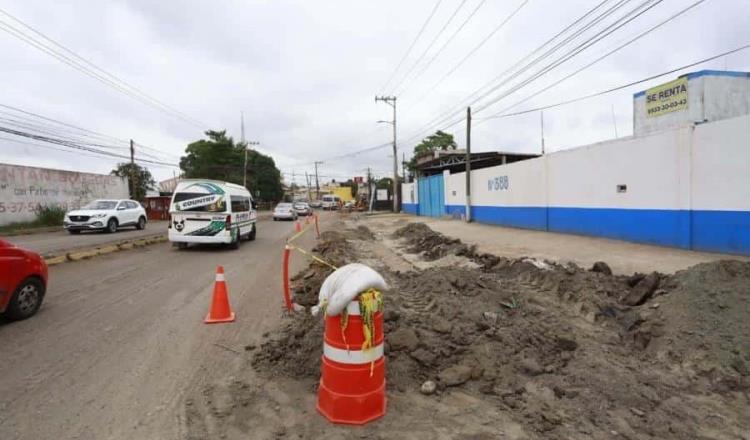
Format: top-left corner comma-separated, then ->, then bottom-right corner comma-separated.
418,174 -> 445,217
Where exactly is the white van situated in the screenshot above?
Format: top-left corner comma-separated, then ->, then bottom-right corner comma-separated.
169,179 -> 257,249
321,194 -> 341,210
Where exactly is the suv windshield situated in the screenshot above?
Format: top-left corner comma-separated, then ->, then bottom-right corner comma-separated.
83,200 -> 118,210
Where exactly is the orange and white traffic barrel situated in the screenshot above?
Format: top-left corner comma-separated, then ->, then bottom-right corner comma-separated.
317,291 -> 386,425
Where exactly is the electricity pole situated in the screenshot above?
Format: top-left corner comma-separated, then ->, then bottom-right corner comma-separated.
314,161 -> 323,200
375,95 -> 398,212
243,140 -> 260,188
465,107 -> 472,223
305,171 -> 312,201
402,152 -> 406,184
129,139 -> 136,200
540,110 -> 546,155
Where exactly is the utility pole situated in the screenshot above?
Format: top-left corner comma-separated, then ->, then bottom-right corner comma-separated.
305,171 -> 312,201
240,111 -> 245,143
540,110 -> 546,155
402,152 -> 406,184
465,107 -> 472,223
129,139 -> 136,200
611,104 -> 619,138
375,95 -> 398,212
314,161 -> 323,200
243,140 -> 260,188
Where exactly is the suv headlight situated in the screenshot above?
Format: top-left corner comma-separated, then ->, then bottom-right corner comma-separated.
92,213 -> 107,218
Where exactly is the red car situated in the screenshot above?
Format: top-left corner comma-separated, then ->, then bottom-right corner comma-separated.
0,239 -> 48,320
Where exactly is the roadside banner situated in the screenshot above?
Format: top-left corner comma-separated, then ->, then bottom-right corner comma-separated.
646,77 -> 688,118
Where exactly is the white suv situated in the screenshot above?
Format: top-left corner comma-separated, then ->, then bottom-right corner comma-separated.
64,199 -> 147,234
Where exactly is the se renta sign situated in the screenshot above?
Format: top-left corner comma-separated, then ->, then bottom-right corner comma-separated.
646,77 -> 688,118
175,194 -> 222,210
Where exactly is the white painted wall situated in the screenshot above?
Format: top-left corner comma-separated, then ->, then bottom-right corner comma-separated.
546,127 -> 691,210
0,163 -> 129,225
445,157 -> 546,208
691,113 -> 750,211
440,113 -> 750,213
401,182 -> 417,204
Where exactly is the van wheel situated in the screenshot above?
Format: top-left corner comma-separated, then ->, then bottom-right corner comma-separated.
248,224 -> 257,241
228,231 -> 240,250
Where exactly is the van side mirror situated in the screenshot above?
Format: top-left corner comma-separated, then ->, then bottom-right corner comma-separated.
251,201 -> 257,210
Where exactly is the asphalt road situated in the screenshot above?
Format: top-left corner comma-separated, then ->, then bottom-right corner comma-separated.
0,215 -> 325,440
5,221 -> 169,256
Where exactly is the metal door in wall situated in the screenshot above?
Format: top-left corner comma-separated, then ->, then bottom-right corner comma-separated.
417,174 -> 445,217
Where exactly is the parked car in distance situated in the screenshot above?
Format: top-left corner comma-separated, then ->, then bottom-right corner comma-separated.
64,199 -> 147,234
309,200 -> 322,209
0,239 -> 48,320
293,201 -> 312,216
273,203 -> 298,221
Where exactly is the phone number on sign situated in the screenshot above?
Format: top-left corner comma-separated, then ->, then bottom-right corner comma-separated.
647,98 -> 687,115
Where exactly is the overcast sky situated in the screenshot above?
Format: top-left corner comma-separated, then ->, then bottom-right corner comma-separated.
1,0 -> 748,184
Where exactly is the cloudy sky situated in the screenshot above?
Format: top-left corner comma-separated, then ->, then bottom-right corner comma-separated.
1,0 -> 748,184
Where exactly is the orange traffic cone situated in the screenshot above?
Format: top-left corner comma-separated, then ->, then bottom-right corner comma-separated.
295,220 -> 302,232
204,266 -> 235,324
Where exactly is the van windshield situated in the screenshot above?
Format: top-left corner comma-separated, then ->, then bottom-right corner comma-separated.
172,192 -> 227,212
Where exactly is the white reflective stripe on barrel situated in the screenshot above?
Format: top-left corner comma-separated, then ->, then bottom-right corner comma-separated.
323,342 -> 384,365
343,300 -> 381,316
215,273 -> 226,281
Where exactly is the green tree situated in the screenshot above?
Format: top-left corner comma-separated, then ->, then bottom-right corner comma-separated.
407,130 -> 457,171
180,130 -> 283,201
111,163 -> 156,201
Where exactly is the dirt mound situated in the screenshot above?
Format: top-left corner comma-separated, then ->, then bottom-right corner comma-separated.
253,223 -> 750,438
393,222 -> 474,261
289,230 -> 356,307
644,260 -> 750,391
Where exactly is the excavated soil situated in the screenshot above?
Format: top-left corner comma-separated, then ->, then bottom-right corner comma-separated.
250,222 -> 750,439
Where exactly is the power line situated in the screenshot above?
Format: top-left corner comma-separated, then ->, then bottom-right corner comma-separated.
379,0 -> 444,94
406,0 -> 531,110
0,8 -> 209,129
473,0 -> 707,119
0,103 -> 182,161
472,0 -> 673,114
404,0 -> 688,144
0,125 -> 179,167
480,43 -> 750,120
387,0 -> 470,95
396,0 -> 489,97
402,0 -> 627,143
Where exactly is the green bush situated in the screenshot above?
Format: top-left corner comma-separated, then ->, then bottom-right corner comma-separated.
34,205 -> 66,226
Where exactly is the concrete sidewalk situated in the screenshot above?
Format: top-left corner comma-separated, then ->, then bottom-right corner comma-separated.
369,214 -> 747,275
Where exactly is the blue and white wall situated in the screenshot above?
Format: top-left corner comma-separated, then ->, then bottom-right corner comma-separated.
403,113 -> 750,256
402,179 -> 418,215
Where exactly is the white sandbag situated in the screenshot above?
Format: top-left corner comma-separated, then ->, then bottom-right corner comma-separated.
315,263 -> 388,316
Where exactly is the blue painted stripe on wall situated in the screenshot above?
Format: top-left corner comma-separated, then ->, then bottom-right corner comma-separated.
434,205 -> 750,256
446,205 -> 547,230
403,203 -> 418,215
547,207 -> 692,249
692,210 -> 750,254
